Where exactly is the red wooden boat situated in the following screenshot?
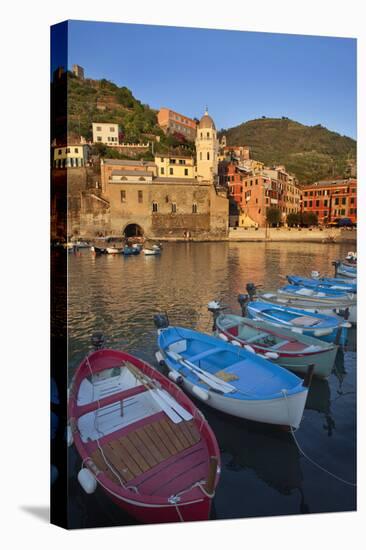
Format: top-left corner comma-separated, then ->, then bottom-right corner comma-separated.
68,348 -> 221,524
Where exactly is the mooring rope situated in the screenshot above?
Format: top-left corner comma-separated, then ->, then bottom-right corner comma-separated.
281,389 -> 356,488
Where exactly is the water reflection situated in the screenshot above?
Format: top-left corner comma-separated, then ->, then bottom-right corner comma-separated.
67,241 -> 356,525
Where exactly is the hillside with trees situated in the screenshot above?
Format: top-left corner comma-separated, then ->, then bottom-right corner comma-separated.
219,117 -> 356,183
63,73 -> 194,159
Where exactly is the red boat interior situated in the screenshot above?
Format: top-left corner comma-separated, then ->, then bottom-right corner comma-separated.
73,351 -> 214,503
88,414 -> 208,499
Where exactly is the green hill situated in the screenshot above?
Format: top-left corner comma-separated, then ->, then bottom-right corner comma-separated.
62,73 -> 194,159
219,118 -> 356,183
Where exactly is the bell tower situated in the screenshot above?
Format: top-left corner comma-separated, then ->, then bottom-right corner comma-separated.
195,109 -> 218,183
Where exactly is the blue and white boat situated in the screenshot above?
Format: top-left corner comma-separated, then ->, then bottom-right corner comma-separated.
332,260 -> 357,279
279,283 -> 355,300
122,246 -> 140,256
287,275 -> 356,293
244,299 -> 350,345
155,324 -> 311,429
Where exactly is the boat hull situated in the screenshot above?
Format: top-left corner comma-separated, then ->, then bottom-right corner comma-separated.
69,349 -> 220,524
106,489 -> 211,524
162,365 -> 308,429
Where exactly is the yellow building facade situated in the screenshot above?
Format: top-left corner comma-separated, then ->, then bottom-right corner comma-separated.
154,154 -> 195,179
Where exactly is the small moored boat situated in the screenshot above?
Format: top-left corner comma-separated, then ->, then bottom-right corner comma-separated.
106,247 -> 123,254
91,245 -> 107,255
123,246 -> 141,256
143,247 -> 161,255
155,320 -> 312,429
287,275 -> 356,293
332,260 -> 357,279
214,312 -> 338,378
245,283 -> 357,324
240,297 -> 350,345
68,347 -> 220,524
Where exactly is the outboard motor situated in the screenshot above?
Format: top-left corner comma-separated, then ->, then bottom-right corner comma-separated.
332,260 -> 340,277
153,313 -> 170,330
238,294 -> 250,317
91,332 -> 105,350
207,300 -> 226,331
246,283 -> 257,300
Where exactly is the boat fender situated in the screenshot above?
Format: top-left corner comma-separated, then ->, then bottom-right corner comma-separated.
291,327 -> 303,334
168,371 -> 184,385
78,468 -> 97,494
231,340 -> 241,347
155,351 -> 165,367
67,425 -> 74,447
192,385 -> 210,401
264,352 -> 279,360
341,321 -> 352,329
314,328 -> 333,337
244,344 -> 256,354
218,333 -> 228,342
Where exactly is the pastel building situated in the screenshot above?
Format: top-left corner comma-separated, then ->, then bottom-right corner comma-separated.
92,122 -> 120,146
157,108 -> 197,141
52,142 -> 89,168
155,154 -> 195,179
300,178 -> 357,224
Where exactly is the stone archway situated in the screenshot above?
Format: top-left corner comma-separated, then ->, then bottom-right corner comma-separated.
123,223 -> 144,238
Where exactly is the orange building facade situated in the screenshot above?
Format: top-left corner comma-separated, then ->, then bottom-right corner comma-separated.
157,108 -> 197,141
300,178 -> 357,224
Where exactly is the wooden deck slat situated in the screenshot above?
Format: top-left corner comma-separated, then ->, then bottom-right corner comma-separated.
143,424 -> 171,461
186,420 -> 201,444
88,415 -> 204,485
136,426 -> 165,464
103,443 -> 132,481
172,422 -> 190,449
110,438 -> 143,478
124,433 -> 151,473
91,447 -> 133,483
127,431 -> 157,470
148,423 -> 173,459
160,419 -> 185,453
179,420 -> 198,446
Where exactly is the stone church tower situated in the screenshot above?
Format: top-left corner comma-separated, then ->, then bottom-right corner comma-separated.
195,110 -> 219,182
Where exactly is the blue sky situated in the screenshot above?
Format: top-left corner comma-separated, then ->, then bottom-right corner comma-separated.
53,20 -> 356,138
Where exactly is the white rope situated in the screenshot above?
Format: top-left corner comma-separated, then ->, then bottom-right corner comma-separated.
281,389 -> 356,488
85,356 -> 139,493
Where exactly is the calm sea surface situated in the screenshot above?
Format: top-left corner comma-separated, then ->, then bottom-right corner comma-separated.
66,242 -> 356,527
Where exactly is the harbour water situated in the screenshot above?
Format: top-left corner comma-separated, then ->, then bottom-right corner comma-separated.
66,241 -> 356,527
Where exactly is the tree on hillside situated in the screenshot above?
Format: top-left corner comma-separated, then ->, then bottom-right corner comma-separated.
266,207 -> 281,227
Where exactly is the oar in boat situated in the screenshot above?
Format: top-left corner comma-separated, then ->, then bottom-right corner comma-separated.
125,362 -> 192,423
166,350 -> 236,394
